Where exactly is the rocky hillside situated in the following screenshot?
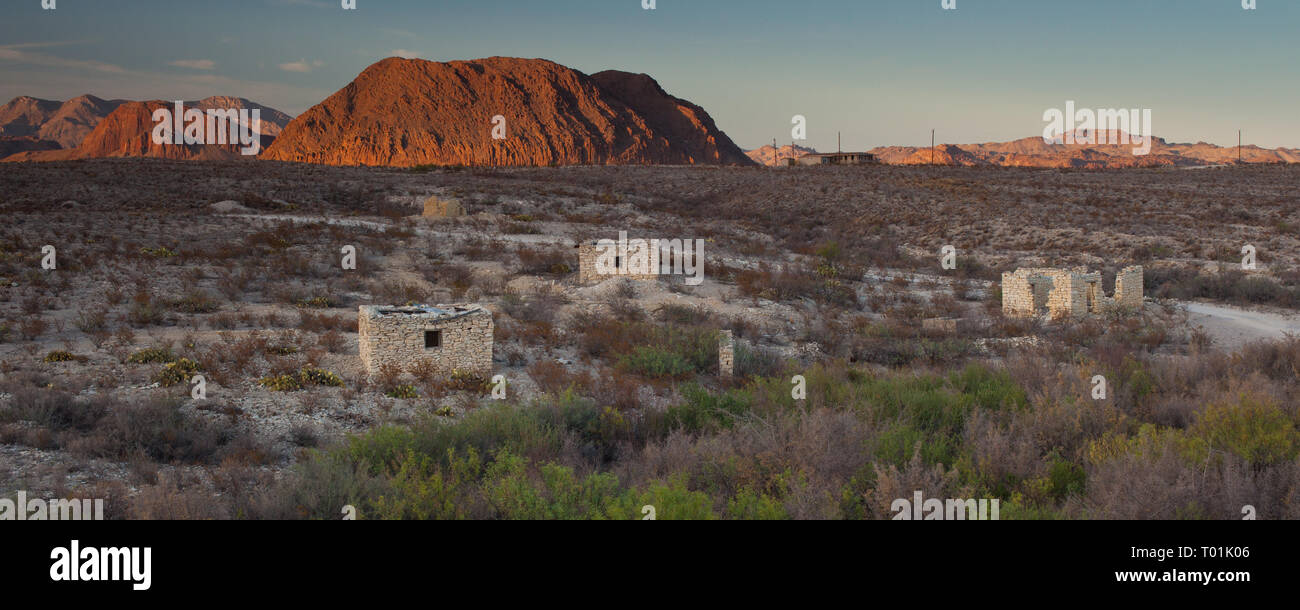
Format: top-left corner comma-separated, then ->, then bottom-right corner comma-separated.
3,100 -> 283,162
0,94 -> 127,148
745,143 -> 818,166
2,97 -> 290,162
262,56 -> 753,167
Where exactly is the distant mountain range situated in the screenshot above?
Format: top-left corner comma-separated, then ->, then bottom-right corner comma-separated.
0,95 -> 292,162
748,132 -> 1300,169
745,144 -> 819,167
867,132 -> 1300,168
4,61 -> 1298,169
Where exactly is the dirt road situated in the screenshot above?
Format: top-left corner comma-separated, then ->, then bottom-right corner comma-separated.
1182,301 -> 1300,350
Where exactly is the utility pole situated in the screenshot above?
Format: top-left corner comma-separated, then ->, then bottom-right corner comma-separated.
774,137 -> 778,167
931,129 -> 935,164
1238,130 -> 1242,163
838,131 -> 842,153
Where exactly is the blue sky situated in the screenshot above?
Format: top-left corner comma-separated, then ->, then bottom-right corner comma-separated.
2,0 -> 1296,150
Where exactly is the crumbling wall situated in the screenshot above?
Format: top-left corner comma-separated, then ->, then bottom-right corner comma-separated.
718,330 -> 735,377
1001,271 -> 1036,316
1002,265 -> 1143,319
358,305 -> 493,377
1113,265 -> 1144,309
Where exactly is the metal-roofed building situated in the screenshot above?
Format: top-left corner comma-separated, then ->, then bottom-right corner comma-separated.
787,152 -> 878,166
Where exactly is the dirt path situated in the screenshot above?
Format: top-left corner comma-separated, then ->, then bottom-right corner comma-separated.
1181,301 -> 1300,350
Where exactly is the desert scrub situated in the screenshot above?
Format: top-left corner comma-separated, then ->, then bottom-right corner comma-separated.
139,246 -> 176,258
156,358 -> 202,387
299,367 -> 345,387
259,367 -> 346,392
128,347 -> 175,364
618,346 -> 694,379
1191,394 -> 1299,467
386,384 -> 419,399
169,291 -> 220,314
443,370 -> 488,393
258,374 -> 303,392
42,350 -> 82,363
295,296 -> 336,309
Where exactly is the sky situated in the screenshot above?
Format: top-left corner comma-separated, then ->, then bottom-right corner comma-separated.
2,0 -> 1297,151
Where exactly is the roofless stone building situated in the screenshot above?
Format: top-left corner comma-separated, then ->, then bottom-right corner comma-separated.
1002,266 -> 1143,319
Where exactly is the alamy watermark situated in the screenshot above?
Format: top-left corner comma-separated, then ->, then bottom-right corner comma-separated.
1,491 -> 104,520
892,491 -> 999,520
1042,100 -> 1153,155
594,231 -> 705,286
50,540 -> 151,591
151,101 -> 262,156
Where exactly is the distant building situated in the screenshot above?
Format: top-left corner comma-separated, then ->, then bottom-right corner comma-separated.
787,152 -> 878,166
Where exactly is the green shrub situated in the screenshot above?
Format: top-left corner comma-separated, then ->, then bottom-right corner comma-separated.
260,367 -> 346,392
258,374 -> 303,392
1046,455 -> 1087,501
727,488 -> 788,520
618,346 -> 694,378
386,385 -> 419,399
128,347 -> 175,364
1191,394 -> 1299,466
664,384 -> 752,433
42,350 -> 78,363
156,358 -> 202,387
139,246 -> 176,258
300,367 -> 345,387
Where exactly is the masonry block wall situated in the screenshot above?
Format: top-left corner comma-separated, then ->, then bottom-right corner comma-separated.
358,305 -> 493,377
1002,265 -> 1143,319
718,330 -> 735,377
1114,266 -> 1144,309
1001,271 -> 1036,316
577,241 -> 660,284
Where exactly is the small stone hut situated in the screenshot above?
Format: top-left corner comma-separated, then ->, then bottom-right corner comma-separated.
358,304 -> 493,377
576,240 -> 660,284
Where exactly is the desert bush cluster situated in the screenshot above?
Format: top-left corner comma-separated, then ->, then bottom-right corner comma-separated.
261,332 -> 1300,520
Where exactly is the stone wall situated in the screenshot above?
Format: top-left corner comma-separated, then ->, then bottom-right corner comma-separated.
1114,265 -> 1144,309
358,304 -> 493,378
422,195 -> 466,218
1001,271 -> 1035,317
577,241 -> 660,284
718,330 -> 734,377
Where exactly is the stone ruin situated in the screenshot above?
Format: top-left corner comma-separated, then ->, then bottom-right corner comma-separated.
718,330 -> 735,377
358,304 -> 493,377
422,195 -> 466,218
1002,265 -> 1143,319
576,240 -> 660,284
